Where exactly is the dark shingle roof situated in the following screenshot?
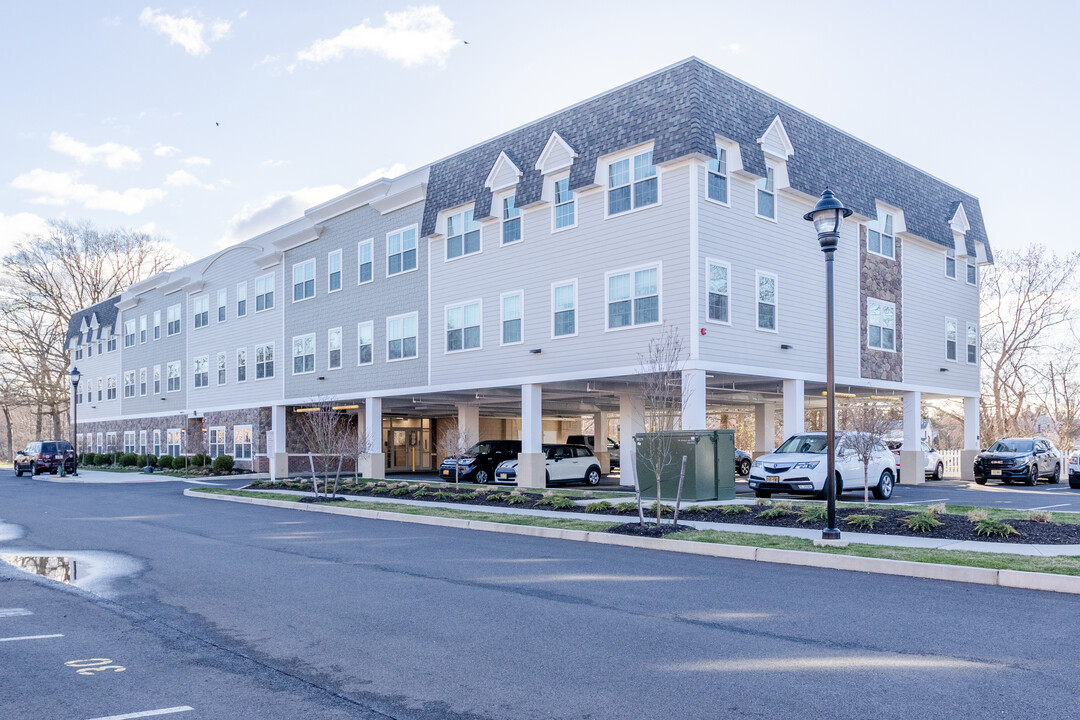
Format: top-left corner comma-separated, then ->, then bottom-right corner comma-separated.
421,58 -> 990,260
66,295 -> 120,343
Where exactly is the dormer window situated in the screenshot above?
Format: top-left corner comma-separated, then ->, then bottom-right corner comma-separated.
868,212 -> 895,259
553,177 -> 575,230
607,149 -> 657,216
707,145 -> 728,204
755,168 -> 776,220
502,195 -> 521,245
446,210 -> 480,260
945,248 -> 956,278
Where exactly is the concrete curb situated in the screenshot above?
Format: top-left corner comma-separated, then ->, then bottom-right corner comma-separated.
184,489 -> 1080,596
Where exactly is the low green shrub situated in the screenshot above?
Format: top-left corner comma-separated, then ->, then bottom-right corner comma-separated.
94,454 -> 111,466
191,453 -> 207,467
975,518 -> 1020,538
536,495 -> 576,510
157,455 -> 173,469
682,505 -> 709,515
135,454 -> 147,467
119,453 -> 138,467
431,491 -> 459,502
505,494 -> 529,505
846,514 -> 879,529
389,486 -> 413,497
797,505 -> 828,524
648,501 -> 674,516
616,501 -> 639,513
456,491 -> 477,501
370,485 -> 390,495
903,512 -> 943,532
585,500 -> 614,513
758,506 -> 795,520
485,492 -> 509,502
212,454 -> 235,472
80,452 -> 96,466
720,505 -> 751,515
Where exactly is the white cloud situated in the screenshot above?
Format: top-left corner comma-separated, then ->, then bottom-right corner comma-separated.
49,132 -> 141,169
11,169 -> 165,214
164,170 -> 214,190
183,156 -> 211,166
139,7 -> 232,56
357,162 -> 409,186
218,185 -> 346,247
297,6 -> 457,68
260,159 -> 287,168
729,43 -> 743,55
0,212 -> 50,256
153,143 -> 181,157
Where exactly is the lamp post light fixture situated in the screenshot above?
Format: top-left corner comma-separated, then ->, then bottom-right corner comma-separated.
69,366 -> 81,477
803,188 -> 852,540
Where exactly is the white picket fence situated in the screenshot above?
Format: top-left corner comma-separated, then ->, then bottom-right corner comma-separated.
940,450 -> 963,478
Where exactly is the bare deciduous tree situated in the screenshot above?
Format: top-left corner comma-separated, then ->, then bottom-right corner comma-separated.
1032,348 -> 1080,451
838,402 -> 893,508
435,423 -> 475,484
294,400 -> 361,497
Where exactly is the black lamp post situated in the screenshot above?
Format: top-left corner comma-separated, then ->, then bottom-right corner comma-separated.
69,366 -> 81,477
804,188 -> 852,540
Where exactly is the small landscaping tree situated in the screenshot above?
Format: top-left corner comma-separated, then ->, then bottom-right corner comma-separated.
294,398 -> 358,497
435,424 -> 474,484
838,401 -> 893,508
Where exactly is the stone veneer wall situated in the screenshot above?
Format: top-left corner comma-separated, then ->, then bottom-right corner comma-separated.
859,224 -> 903,382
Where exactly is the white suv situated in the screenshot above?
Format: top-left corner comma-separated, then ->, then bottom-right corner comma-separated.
1069,449 -> 1080,489
749,432 -> 897,500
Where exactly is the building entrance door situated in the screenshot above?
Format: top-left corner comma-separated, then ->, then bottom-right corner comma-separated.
382,418 -> 433,472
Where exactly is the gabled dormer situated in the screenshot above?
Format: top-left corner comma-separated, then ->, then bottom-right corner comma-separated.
484,151 -> 522,194
535,131 -> 577,176
757,115 -> 794,163
754,115 -> 794,220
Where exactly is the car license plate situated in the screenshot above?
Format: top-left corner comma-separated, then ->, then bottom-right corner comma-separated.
499,473 -> 508,480
442,470 -> 450,476
990,470 -> 1001,476
766,475 -> 779,482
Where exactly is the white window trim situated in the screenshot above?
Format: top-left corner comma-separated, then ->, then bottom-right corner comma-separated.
500,290 -> 525,347
499,192 -> 524,247
357,238 -> 374,286
357,320 -> 374,366
945,317 -> 958,363
254,273 -> 274,314
292,258 -> 316,303
966,257 -> 978,286
327,249 -> 343,294
153,310 -> 161,339
216,351 -> 227,386
216,289 -> 227,324
945,248 -> 957,280
386,224 -> 420,277
233,424 -> 253,460
705,143 -> 731,208
966,321 -> 979,365
208,426 -> 226,458
444,299 -> 484,355
865,214 -> 897,261
236,281 -> 248,317
755,165 -> 778,222
139,314 -> 147,343
604,263 -> 663,333
167,361 -> 181,393
550,172 -> 577,233
704,258 -> 732,326
292,333 -> 316,375
193,355 -> 209,388
153,429 -> 161,455
255,342 -> 275,380
153,364 -> 161,395
866,297 -> 897,353
385,311 -> 419,363
602,144 -> 662,220
550,278 -> 579,339
442,210 -> 483,264
193,294 -> 210,330
236,348 -> 247,383
755,270 -> 779,333
327,326 -> 342,370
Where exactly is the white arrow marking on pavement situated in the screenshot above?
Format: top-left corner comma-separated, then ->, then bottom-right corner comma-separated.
85,707 -> 194,720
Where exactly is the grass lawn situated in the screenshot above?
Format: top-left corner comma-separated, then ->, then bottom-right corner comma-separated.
193,488 -> 1080,577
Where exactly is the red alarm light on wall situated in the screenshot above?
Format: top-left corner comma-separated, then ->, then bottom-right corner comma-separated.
700,328 -> 707,336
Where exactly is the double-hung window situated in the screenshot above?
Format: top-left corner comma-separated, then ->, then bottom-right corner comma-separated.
966,322 -> 978,364
607,266 -> 660,329
208,427 -> 226,458
217,289 -> 227,322
607,150 -> 657,215
255,344 -> 274,379
255,273 -> 274,311
193,356 -> 209,388
234,426 -> 252,460
388,226 -> 418,274
139,315 -> 147,343
167,304 -> 181,335
124,431 -> 135,454
552,281 -> 577,337
167,361 -> 180,392
139,430 -> 147,455
387,313 -> 418,361
107,376 -> 117,400
153,429 -> 161,456
502,195 -> 521,244
445,211 -> 480,260
106,336 -> 115,352
966,258 -> 977,285
945,248 -> 956,278
166,429 -> 181,457
153,365 -> 161,394
292,334 -> 315,374
293,259 -> 315,301
707,144 -> 728,203
96,378 -> 102,401
501,292 -> 523,345
357,322 -> 373,365
446,301 -> 481,352
105,432 -> 116,453
328,328 -> 342,369
153,310 -> 161,339
217,352 -> 227,385
357,239 -> 374,284
868,212 -> 896,259
193,295 -> 209,329
707,260 -> 731,323
124,319 -> 136,347
124,371 -> 135,398
327,249 -> 342,292
139,368 -> 147,396
756,167 -> 776,220
945,318 -> 958,361
236,348 -> 247,381
236,282 -> 247,317
554,177 -> 575,229
867,298 -> 896,351
756,272 -> 778,331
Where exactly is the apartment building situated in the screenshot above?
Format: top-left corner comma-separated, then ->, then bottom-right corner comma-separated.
66,57 -> 991,487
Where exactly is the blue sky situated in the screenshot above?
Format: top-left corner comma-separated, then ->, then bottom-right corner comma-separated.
1,1 -> 1075,260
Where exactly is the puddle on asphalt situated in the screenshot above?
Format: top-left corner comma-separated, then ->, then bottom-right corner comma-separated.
0,555 -> 76,583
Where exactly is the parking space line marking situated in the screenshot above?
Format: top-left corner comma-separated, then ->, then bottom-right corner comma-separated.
85,707 -> 194,720
0,608 -> 33,617
899,498 -> 950,504
0,633 -> 63,642
1027,503 -> 1071,511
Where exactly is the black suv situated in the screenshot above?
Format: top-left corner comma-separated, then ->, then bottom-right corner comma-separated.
15,441 -> 76,476
439,440 -> 522,484
974,437 -> 1062,486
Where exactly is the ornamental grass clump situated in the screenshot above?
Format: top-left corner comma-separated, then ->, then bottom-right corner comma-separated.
966,508 -> 989,522
720,504 -> 751,515
758,506 -> 795,520
754,498 -> 772,507
975,518 -> 1020,538
846,514 -> 880,530
1027,510 -> 1053,523
486,492 -> 509,502
537,495 -> 576,510
505,493 -> 529,505
389,485 -> 413,497
585,501 -> 614,513
797,505 -> 828,524
926,503 -> 947,516
903,512 -> 943,532
616,501 -> 639,514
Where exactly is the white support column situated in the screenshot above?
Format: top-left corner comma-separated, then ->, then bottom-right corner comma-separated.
900,391 -> 925,485
754,403 -> 776,458
961,395 -> 980,481
270,404 -> 288,480
592,411 -> 610,474
681,369 -> 707,430
782,379 -> 805,438
518,384 -> 545,488
360,398 -> 385,480
457,405 -> 480,445
620,393 -> 644,488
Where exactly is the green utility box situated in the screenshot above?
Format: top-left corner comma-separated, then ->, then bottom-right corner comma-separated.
632,430 -> 736,501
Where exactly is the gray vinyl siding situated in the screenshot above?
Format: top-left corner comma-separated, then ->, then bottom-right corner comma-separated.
283,202 -> 428,400
118,290 -> 188,416
697,163 -> 862,381
429,163 -> 692,387
902,238 -> 981,391
73,330 -> 123,422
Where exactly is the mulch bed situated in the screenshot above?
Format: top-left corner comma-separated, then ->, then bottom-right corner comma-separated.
246,481 -> 1080,545
608,522 -> 690,538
